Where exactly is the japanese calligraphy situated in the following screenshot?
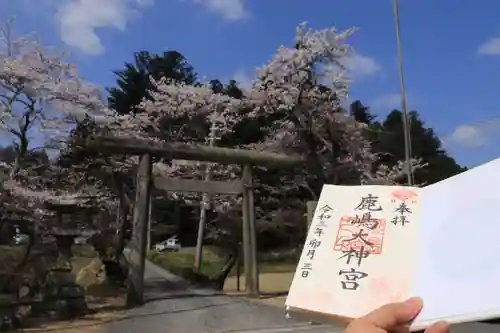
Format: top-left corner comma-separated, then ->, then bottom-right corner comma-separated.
287,185 -> 421,317
309,239 -> 322,248
392,201 -> 412,226
306,249 -> 316,260
334,193 -> 386,290
335,217 -> 385,254
318,205 -> 334,219
314,227 -> 325,237
338,246 -> 369,267
345,229 -> 374,247
355,194 -> 382,212
300,204 -> 333,278
395,202 -> 412,215
300,263 -> 312,278
351,212 -> 379,229
390,188 -> 417,227
339,268 -> 368,291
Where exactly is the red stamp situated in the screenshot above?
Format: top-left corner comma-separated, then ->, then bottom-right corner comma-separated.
333,216 -> 386,254
391,189 -> 417,201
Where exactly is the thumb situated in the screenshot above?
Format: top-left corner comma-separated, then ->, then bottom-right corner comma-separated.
361,297 -> 423,329
424,321 -> 450,333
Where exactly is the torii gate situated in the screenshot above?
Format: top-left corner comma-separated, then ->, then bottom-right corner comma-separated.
79,135 -> 302,304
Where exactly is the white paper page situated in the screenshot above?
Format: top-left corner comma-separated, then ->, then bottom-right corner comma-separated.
286,185 -> 421,319
411,157 -> 500,328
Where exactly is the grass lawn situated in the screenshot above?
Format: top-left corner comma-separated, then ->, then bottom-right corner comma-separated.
149,245 -> 297,301
148,246 -> 226,278
253,262 -> 297,276
224,269 -> 293,308
149,246 -> 298,276
223,272 -> 294,294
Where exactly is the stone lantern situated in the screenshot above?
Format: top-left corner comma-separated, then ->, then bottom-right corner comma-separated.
38,200 -> 98,319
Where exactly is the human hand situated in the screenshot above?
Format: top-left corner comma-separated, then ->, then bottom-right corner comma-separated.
344,297 -> 450,333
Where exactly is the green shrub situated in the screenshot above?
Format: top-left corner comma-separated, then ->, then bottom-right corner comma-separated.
147,247 -> 225,280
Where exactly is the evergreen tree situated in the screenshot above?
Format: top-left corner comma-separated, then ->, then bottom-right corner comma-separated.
107,50 -> 197,115
349,100 -> 466,185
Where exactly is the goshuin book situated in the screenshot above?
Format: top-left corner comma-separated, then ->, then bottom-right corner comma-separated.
286,157 -> 500,331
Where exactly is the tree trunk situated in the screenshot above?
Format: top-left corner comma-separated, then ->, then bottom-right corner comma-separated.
126,153 -> 152,306
114,181 -> 130,259
212,251 -> 237,290
194,129 -> 216,271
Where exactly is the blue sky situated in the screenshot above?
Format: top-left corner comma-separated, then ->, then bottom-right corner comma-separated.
3,0 -> 500,167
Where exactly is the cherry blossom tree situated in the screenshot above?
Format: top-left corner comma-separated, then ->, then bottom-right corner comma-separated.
56,136 -> 138,262
0,19 -> 108,178
15,21 -> 421,281
247,23 -> 421,195
108,23 -> 419,196
101,23 -> 422,264
0,18 -> 117,214
104,77 -> 244,243
0,20 -> 120,290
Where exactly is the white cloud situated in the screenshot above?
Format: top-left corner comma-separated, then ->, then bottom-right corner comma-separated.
55,0 -> 153,55
371,92 -> 418,111
190,0 -> 248,21
444,118 -> 500,148
446,125 -> 486,148
372,93 -> 402,110
342,54 -> 381,78
321,53 -> 381,87
477,37 -> 500,55
232,69 -> 252,90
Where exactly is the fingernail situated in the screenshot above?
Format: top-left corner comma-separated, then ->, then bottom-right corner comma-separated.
402,297 -> 423,316
404,297 -> 423,307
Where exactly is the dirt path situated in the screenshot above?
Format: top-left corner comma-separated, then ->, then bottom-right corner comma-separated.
37,255 -> 500,333
96,260 -> 341,333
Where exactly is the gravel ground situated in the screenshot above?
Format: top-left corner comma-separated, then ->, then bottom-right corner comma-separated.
100,258 -> 341,333
103,253 -> 500,333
